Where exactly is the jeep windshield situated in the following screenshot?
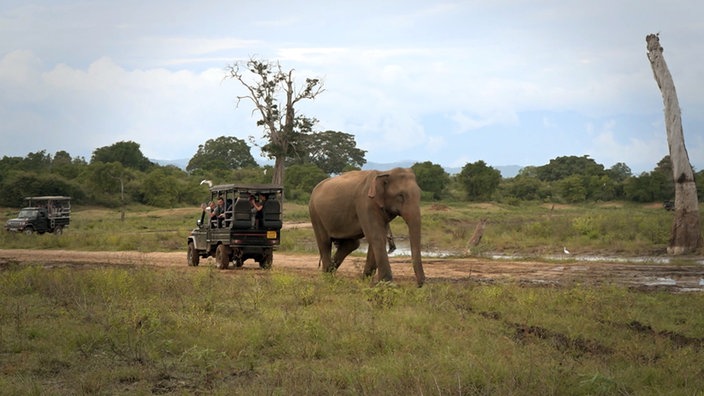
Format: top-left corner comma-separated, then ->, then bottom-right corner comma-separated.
17,208 -> 38,218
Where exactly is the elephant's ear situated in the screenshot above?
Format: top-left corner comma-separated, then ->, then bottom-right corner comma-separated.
368,173 -> 389,207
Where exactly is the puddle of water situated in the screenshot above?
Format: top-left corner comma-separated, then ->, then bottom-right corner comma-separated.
644,277 -> 677,286
358,241 -> 704,265
355,241 -> 704,291
357,241 -> 452,258
490,253 -> 703,266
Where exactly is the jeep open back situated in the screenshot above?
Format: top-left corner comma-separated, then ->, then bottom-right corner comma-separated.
187,184 -> 283,269
5,196 -> 71,235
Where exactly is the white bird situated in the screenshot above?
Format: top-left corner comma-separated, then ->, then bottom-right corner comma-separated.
200,179 -> 212,188
563,246 -> 570,255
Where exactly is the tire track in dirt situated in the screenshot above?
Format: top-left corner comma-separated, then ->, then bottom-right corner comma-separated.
1,249 -> 703,291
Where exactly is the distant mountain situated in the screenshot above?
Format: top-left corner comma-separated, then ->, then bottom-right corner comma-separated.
363,161 -> 522,178
152,158 -> 189,169
494,165 -> 523,178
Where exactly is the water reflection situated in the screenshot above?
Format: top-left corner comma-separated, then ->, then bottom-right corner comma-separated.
359,239 -> 704,265
357,240 -> 452,258
355,240 -> 704,291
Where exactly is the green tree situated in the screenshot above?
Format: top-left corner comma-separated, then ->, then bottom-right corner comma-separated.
84,162 -> 134,207
558,175 -> 587,203
411,161 -> 449,200
186,136 -> 257,172
623,170 -> 672,202
457,160 -> 501,201
51,151 -> 87,180
516,166 -> 540,178
226,57 -> 324,185
91,141 -> 154,171
536,155 -> 605,182
230,166 -> 272,185
500,175 -> 549,201
652,156 -> 675,198
0,171 -> 82,206
139,167 -> 193,207
606,162 -> 632,183
23,150 -> 52,171
603,162 -> 632,200
588,174 -> 619,201
284,163 -> 327,201
0,156 -> 23,184
294,130 -> 366,174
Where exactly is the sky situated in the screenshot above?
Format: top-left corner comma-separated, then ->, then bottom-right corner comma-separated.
1,1 -> 703,176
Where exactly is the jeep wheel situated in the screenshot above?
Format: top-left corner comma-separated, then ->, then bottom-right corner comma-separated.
23,227 -> 34,235
53,226 -> 63,235
187,241 -> 200,267
259,249 -> 273,269
215,244 -> 230,269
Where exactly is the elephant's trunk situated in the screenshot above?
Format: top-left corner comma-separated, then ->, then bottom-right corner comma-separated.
404,214 -> 425,287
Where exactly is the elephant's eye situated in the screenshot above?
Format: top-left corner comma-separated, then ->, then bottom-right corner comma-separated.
396,193 -> 406,203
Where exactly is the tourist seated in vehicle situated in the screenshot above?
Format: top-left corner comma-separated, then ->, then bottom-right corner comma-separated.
211,197 -> 226,227
249,193 -> 266,228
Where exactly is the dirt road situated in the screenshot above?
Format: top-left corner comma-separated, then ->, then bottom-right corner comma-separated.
2,249 -> 703,292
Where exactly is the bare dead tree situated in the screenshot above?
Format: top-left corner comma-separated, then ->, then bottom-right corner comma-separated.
466,218 -> 487,254
226,58 -> 324,186
646,33 -> 701,254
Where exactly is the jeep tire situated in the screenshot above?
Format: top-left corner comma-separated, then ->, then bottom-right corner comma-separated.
187,241 -> 200,267
215,244 -> 230,269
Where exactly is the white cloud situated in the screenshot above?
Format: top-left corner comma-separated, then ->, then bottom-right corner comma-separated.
587,121 -> 667,172
1,0 -> 703,175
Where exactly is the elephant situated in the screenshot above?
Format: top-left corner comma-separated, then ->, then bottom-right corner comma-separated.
308,168 -> 425,287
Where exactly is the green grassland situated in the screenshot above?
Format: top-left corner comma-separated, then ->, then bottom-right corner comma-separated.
1,202 -> 703,394
0,201 -> 683,257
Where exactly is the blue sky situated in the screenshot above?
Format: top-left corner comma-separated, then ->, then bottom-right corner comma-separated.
1,1 -> 703,175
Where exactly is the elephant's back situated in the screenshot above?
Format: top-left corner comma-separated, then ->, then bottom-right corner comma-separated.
311,171 -> 372,197
309,171 -> 371,215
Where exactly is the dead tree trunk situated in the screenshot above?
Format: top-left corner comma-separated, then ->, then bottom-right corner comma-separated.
646,34 -> 701,254
466,219 -> 487,254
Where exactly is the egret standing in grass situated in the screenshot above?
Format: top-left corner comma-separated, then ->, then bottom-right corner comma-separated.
563,246 -> 570,255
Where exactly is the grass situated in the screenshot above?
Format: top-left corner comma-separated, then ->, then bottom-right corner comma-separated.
0,200 -> 702,393
0,200 -> 689,256
0,263 -> 702,394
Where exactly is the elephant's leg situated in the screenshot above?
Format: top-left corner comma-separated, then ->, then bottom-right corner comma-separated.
363,247 -> 377,278
320,241 -> 334,272
312,229 -> 334,272
370,235 -> 393,283
332,239 -> 360,269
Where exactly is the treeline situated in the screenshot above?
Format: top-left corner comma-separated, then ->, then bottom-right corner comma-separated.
415,155 -> 703,204
0,140 -> 700,208
0,134 -> 365,208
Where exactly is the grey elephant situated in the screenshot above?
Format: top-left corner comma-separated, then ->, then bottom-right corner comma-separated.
308,168 -> 425,287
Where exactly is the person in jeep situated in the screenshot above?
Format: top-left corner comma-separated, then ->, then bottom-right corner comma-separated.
212,196 -> 226,227
249,193 -> 266,228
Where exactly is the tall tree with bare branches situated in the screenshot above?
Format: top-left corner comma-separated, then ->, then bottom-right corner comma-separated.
646,33 -> 701,254
226,58 -> 324,186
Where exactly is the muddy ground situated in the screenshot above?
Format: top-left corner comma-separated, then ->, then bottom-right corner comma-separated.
1,248 -> 703,292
